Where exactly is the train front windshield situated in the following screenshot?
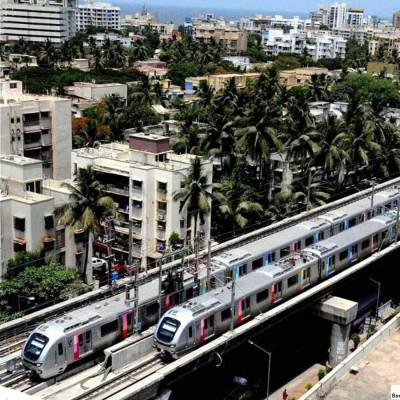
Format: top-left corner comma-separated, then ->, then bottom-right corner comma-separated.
24,333 -> 49,361
157,317 -> 181,343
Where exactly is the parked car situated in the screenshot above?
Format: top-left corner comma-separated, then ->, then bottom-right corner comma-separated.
92,257 -> 107,279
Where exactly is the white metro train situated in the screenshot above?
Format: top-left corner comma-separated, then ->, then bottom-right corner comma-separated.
154,211 -> 398,358
22,188 -> 400,378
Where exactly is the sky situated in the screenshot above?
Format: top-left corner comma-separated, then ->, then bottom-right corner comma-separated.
137,0 -> 396,18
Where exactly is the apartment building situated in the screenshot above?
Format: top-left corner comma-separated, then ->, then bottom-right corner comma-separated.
0,76 -> 72,179
185,72 -> 260,93
310,6 -> 329,28
0,0 -> 76,43
346,8 -> 364,28
71,134 -> 213,271
76,1 -> 120,31
279,67 -> 331,89
329,2 -> 347,30
393,11 -> 400,30
122,10 -> 175,38
193,22 -> 248,54
368,32 -> 400,58
262,29 -> 347,60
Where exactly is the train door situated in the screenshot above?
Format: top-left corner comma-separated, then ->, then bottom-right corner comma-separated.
76,331 -> 92,357
325,255 -> 335,276
371,233 -> 378,252
186,323 -> 195,348
55,341 -> 65,369
201,315 -> 215,341
271,281 -> 283,304
301,267 -> 311,288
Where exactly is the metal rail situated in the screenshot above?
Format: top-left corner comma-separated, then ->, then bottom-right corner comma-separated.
1,176 -> 400,352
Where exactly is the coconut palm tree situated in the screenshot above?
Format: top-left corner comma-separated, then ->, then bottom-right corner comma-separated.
102,94 -> 127,141
198,80 -> 215,107
315,115 -> 349,184
173,157 -> 212,245
57,167 -> 116,284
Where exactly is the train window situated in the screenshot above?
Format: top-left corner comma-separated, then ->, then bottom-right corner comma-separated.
349,218 -> 356,228
305,236 -> 314,246
373,234 -> 378,244
188,327 -> 193,338
352,244 -> 358,254
210,277 -> 216,289
303,268 -> 311,279
256,289 -> 269,303
238,264 -> 247,277
24,333 -> 49,361
320,232 -> 325,240
58,343 -> 63,356
221,308 -> 231,321
252,257 -> 263,270
100,320 -> 119,337
78,334 -> 83,346
244,297 -> 250,309
85,331 -> 91,343
339,250 -> 348,261
287,274 -> 298,287
361,239 -> 369,249
339,222 -> 345,232
294,241 -> 301,251
204,316 -> 214,329
280,247 -> 290,258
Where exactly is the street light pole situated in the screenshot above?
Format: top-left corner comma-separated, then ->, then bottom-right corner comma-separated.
370,278 -> 381,321
248,340 -> 272,400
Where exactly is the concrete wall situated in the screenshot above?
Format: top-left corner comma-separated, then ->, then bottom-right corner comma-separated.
299,312 -> 400,400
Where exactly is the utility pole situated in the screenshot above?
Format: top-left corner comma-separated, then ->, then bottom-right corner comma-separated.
134,259 -> 140,333
104,218 -> 114,288
370,180 -> 376,211
306,169 -> 312,211
230,275 -> 236,332
158,257 -> 163,321
206,239 -> 211,291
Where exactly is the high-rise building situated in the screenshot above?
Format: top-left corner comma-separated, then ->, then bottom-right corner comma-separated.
0,74 -> 72,180
346,8 -> 364,27
76,1 -> 120,31
393,10 -> 400,29
310,6 -> 329,28
0,0 -> 76,43
329,2 -> 347,30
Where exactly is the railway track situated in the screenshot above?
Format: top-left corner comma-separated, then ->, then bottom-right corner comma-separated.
1,176 -> 400,355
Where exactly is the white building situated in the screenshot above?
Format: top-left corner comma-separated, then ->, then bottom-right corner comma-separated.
310,6 -> 329,28
262,29 -> 347,60
0,0 -> 76,43
71,135 -> 213,271
76,1 -> 120,31
0,155 -> 80,279
0,77 -> 72,180
88,32 -> 131,47
122,10 -> 175,37
346,7 -> 364,28
329,2 -> 347,30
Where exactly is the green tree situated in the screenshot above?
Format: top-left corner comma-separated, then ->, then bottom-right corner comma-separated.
173,157 -> 212,243
57,167 -> 116,283
6,248 -> 45,279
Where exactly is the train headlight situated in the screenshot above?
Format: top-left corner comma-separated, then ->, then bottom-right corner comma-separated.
36,363 -> 43,367
170,344 -> 176,348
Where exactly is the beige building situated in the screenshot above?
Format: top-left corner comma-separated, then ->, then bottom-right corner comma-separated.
185,72 -> 260,93
368,32 -> 400,58
64,81 -> 127,115
393,10 -> 400,29
0,155 -> 80,280
71,134 -> 213,271
279,67 -> 330,89
0,77 -> 72,180
194,22 -> 248,54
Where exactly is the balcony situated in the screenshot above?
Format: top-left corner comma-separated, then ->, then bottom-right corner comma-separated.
157,209 -> 166,222
41,132 -> 52,146
107,185 -> 129,197
157,190 -> 167,202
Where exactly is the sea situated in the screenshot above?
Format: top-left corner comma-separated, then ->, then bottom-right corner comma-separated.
111,1 -> 309,24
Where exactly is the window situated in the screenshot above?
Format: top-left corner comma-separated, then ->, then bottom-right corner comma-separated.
14,216 -> 25,231
23,333 -> 49,361
188,326 -> 193,338
146,302 -> 159,316
58,343 -> 63,355
186,287 -> 194,300
256,289 -> 269,303
339,250 -> 348,261
45,215 -> 54,230
305,236 -> 314,246
238,264 -> 247,277
362,239 -> 369,249
85,331 -> 91,343
204,315 -> 214,329
11,117 -> 14,123
373,234 -> 378,244
349,218 -> 356,228
221,308 -> 231,321
26,182 -> 35,192
287,274 -> 299,287
280,247 -> 290,258
10,82 -> 17,89
320,232 -> 325,240
78,334 -> 83,346
100,320 -> 119,337
17,117 -> 20,123
41,111 -> 49,118
252,257 -> 263,270
180,219 -> 185,228
352,244 -> 358,254
294,241 -> 301,251
303,267 -> 311,279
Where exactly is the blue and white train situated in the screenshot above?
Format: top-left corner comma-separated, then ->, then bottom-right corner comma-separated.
22,188 -> 400,378
154,211 -> 398,358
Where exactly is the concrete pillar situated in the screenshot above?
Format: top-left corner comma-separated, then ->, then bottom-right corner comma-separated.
314,296 -> 358,367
